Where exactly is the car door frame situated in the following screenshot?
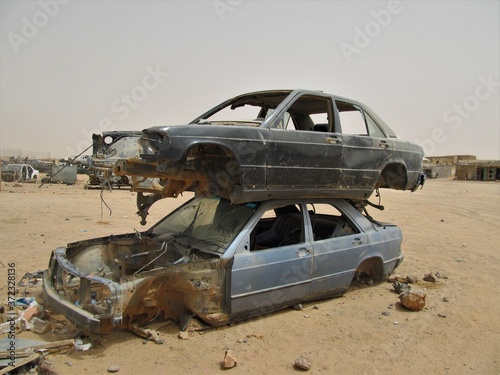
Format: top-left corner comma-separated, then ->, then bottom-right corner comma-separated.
229,200 -> 314,316
308,200 -> 371,299
264,92 -> 344,192
335,100 -> 394,191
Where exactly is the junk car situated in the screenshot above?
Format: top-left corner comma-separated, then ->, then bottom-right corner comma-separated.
104,89 -> 424,223
43,196 -> 403,334
1,164 -> 39,182
85,132 -> 141,188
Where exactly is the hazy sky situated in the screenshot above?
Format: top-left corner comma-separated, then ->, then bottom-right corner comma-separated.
1,0 -> 499,159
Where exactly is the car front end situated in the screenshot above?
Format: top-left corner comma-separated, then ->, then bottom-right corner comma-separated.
43,233 -> 229,333
43,197 -> 259,333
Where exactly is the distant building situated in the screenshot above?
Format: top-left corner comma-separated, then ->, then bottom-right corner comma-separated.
424,155 -> 500,181
456,160 -> 500,181
426,155 -> 476,165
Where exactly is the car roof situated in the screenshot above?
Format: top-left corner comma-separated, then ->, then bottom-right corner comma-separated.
196,89 -> 398,138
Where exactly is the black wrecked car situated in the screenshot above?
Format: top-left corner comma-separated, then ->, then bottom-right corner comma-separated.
93,90 -> 424,223
43,196 -> 403,334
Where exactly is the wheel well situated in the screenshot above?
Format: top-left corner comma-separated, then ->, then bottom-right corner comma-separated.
377,163 -> 407,190
354,257 -> 384,281
185,143 -> 234,161
185,143 -> 240,176
184,143 -> 241,198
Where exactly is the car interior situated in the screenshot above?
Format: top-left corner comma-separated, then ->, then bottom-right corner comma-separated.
250,203 -> 357,250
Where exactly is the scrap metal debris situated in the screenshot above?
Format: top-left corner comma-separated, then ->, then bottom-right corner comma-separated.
17,270 -> 44,287
131,325 -> 165,344
74,338 -> 92,351
387,274 -> 435,312
0,338 -> 74,374
99,188 -> 113,219
0,298 -> 45,335
392,281 -> 411,294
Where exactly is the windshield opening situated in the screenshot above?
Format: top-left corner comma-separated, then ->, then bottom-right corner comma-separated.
194,91 -> 291,126
199,104 -> 270,126
151,197 -> 260,254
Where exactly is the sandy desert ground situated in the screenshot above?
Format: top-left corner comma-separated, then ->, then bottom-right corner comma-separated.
0,177 -> 499,374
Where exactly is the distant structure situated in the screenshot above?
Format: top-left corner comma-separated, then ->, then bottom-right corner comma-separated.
456,159 -> 500,181
0,149 -> 55,174
0,149 -> 51,163
0,149 -> 23,159
424,155 -> 500,181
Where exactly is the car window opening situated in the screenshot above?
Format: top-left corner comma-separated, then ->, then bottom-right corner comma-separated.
251,204 -> 304,250
278,95 -> 333,132
336,101 -> 386,137
307,203 -> 358,241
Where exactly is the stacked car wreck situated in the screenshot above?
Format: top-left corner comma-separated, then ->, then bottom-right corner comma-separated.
43,89 -> 425,334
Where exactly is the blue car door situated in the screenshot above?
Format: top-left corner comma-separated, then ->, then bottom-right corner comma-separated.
230,201 -> 313,315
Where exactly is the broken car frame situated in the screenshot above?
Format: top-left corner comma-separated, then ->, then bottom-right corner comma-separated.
104,89 -> 424,224
43,197 -> 404,334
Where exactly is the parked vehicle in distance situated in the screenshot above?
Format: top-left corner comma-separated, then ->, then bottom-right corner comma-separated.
85,132 -> 140,189
1,164 -> 39,182
35,161 -> 55,174
105,89 -> 424,223
43,196 -> 403,334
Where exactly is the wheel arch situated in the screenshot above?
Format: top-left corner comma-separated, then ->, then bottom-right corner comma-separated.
182,141 -> 240,163
182,141 -> 243,199
354,256 -> 385,281
377,162 -> 408,190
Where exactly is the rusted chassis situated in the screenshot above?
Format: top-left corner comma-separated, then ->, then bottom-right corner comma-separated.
43,235 -> 231,334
